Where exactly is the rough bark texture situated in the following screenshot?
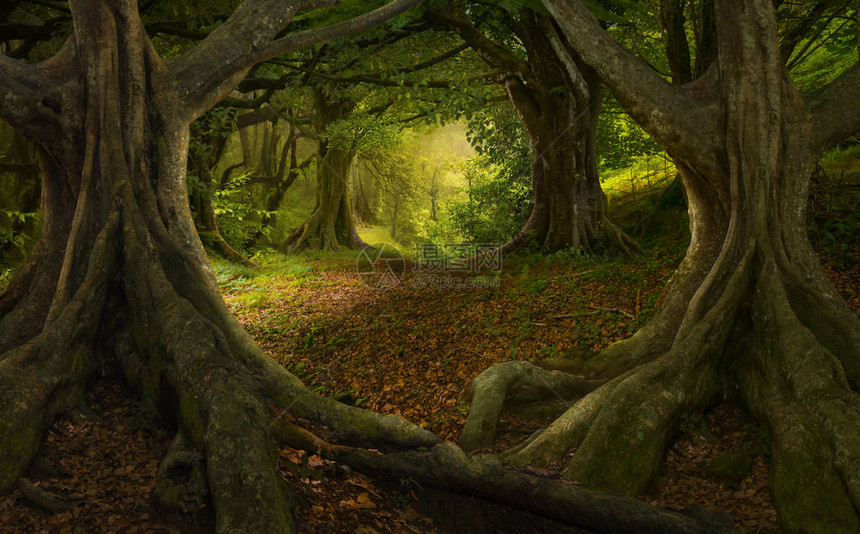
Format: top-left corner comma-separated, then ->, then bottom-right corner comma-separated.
285,89 -> 366,252
0,1 -> 438,533
435,7 -> 639,256
456,1 -> 860,532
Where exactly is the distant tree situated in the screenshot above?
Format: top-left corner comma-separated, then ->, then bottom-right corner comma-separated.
186,107 -> 260,265
430,2 -> 640,256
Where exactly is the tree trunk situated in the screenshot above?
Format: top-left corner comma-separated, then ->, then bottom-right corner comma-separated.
285,90 -> 366,251
481,1 -> 860,531
0,2 -> 438,532
501,80 -> 639,257
480,11 -> 639,257
247,125 -> 306,248
351,167 -> 378,225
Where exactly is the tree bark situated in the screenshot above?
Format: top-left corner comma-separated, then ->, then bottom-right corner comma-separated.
470,1 -> 860,531
0,1 -> 432,532
438,7 -> 639,256
504,76 -> 638,256
285,89 -> 366,251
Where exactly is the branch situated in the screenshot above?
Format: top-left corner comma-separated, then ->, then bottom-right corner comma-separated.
425,7 -> 529,77
787,17 -> 853,70
171,0 -> 420,121
247,0 -> 422,67
808,61 -> 860,151
295,67 -> 505,88
779,0 -> 845,62
399,42 -> 469,74
0,38 -> 77,136
144,18 -> 228,40
540,0 -> 720,165
0,54 -> 43,132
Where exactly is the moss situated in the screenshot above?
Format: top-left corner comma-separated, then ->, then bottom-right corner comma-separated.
771,447 -> 860,533
0,424 -> 40,492
177,388 -> 206,447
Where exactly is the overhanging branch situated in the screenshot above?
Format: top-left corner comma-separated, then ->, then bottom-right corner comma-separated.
540,0 -> 720,166
172,0 -> 420,121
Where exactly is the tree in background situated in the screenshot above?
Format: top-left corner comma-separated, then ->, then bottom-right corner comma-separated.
430,1 -> 640,256
284,86 -> 371,250
276,24 -> 494,250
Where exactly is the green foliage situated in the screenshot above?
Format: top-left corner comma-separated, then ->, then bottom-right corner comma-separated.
0,208 -> 37,260
447,155 -> 531,244
807,145 -> 860,267
597,97 -> 663,172
212,172 -> 274,253
324,113 -> 399,154
443,104 -> 532,244
789,13 -> 858,92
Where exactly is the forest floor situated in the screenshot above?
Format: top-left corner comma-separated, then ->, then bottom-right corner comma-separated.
2,233 -> 855,533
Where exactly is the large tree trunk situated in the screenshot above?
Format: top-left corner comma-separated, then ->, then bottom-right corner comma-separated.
505,80 -> 638,256
467,1 -> 860,531
0,3 -> 438,532
285,90 -> 366,251
466,9 -> 639,257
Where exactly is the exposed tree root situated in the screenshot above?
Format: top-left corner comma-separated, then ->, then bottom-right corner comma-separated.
466,240 -> 860,532
459,361 -> 600,452
0,213 -> 118,491
154,431 -> 208,511
272,420 -> 736,534
738,263 -> 860,533
18,477 -> 72,514
601,216 -> 643,258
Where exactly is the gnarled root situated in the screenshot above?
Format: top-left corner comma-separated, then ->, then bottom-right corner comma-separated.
738,264 -> 860,533
502,250 -> 753,492
155,431 -> 208,511
0,213 -> 118,492
602,216 -> 642,259
459,361 -> 600,452
486,248 -> 860,532
273,420 -> 736,534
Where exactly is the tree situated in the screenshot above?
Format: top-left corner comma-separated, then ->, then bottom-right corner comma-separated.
227,103 -> 315,249
284,86 -> 369,250
430,2 -> 640,256
187,107 -> 259,265
462,0 -> 860,531
281,27 -> 492,250
0,1 -> 442,531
